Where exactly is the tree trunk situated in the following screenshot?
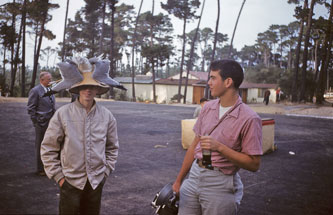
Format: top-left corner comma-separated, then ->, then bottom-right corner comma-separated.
201,47 -> 205,72
10,0 -> 16,96
151,0 -> 156,103
316,0 -> 333,104
291,0 -> 308,102
131,0 -> 143,102
109,0 -> 117,98
11,3 -> 24,97
205,0 -> 220,98
200,36 -> 207,72
98,0 -> 106,55
313,39 -> 319,83
30,0 -> 49,90
279,35 -> 283,68
287,45 -> 292,70
3,47 -> 7,89
228,0 -> 246,57
183,0 -> 205,104
299,0 -> 316,102
21,0 -> 26,97
61,0 -> 70,61
177,15 -> 187,103
264,48 -> 269,67
166,57 -> 170,77
33,20 -> 39,57
140,55 -> 143,74
152,58 -> 156,102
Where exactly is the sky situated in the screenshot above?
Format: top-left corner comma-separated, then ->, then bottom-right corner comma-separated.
1,0 -> 329,67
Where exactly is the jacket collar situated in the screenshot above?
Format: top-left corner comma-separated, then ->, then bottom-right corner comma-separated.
74,98 -> 97,113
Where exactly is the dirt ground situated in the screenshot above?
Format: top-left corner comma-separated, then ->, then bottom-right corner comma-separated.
0,97 -> 333,215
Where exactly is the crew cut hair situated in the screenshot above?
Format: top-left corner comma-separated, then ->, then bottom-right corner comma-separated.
209,59 -> 244,89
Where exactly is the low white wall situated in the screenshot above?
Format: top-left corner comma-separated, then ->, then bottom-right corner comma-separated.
121,83 -> 193,104
247,88 -> 276,103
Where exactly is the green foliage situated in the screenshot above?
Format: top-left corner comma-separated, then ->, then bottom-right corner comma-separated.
278,69 -> 294,96
0,22 -> 15,48
245,65 -> 282,84
142,44 -> 171,61
240,45 -> 258,65
114,89 -> 129,101
216,45 -> 237,60
161,0 -> 201,20
171,94 -> 183,101
138,11 -> 174,78
0,73 -> 6,90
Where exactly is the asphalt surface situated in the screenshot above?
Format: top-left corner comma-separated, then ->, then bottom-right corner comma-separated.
0,100 -> 333,215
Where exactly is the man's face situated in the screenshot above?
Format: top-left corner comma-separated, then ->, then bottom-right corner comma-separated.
208,70 -> 227,97
40,74 -> 52,87
79,86 -> 98,102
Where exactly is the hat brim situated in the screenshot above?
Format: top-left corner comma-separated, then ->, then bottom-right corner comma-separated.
69,72 -> 110,95
69,85 -> 109,95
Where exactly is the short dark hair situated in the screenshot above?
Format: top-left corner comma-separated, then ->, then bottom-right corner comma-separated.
200,98 -> 208,104
209,59 -> 244,89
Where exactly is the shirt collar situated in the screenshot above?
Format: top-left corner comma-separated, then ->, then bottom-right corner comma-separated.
227,96 -> 242,118
209,96 -> 243,118
41,84 -> 48,93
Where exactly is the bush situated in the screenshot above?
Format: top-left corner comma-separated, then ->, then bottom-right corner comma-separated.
114,90 -> 129,101
171,94 -> 183,101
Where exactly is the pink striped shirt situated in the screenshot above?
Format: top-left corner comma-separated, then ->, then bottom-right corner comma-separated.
193,96 -> 263,175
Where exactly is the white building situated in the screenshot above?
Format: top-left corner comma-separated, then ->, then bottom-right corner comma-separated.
115,72 -> 278,104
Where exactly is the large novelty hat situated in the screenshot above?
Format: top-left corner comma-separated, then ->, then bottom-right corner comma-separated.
50,56 -> 126,96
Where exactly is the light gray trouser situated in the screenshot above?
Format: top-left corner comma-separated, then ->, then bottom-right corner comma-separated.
179,161 -> 243,215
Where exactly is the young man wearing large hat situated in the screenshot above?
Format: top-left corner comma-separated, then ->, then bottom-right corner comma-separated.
41,57 -> 125,214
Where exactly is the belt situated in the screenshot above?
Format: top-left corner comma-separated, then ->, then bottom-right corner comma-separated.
196,159 -> 219,171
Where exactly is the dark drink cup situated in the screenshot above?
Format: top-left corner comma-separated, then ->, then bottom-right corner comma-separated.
202,149 -> 211,166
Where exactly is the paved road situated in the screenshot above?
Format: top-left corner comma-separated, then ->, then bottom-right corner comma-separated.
0,101 -> 333,214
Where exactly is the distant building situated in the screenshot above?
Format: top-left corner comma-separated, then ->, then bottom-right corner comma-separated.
115,72 -> 278,104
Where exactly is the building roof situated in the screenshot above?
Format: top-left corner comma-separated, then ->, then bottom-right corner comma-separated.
188,71 -> 208,80
156,78 -> 200,86
114,76 -> 159,84
168,71 -> 208,81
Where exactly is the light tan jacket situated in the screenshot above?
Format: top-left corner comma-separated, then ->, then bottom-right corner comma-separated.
41,99 -> 119,190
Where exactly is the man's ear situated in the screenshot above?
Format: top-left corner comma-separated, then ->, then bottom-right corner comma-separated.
225,78 -> 234,88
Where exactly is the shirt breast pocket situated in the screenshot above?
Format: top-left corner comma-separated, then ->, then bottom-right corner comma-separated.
219,119 -> 241,150
221,128 -> 238,145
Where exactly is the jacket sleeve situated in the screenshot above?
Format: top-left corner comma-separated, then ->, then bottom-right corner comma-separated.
105,113 -> 119,176
40,110 -> 65,183
27,88 -> 38,124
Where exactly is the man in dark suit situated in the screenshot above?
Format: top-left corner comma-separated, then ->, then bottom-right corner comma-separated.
27,72 -> 55,176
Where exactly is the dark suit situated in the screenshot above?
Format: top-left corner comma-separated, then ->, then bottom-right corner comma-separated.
27,84 -> 55,173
